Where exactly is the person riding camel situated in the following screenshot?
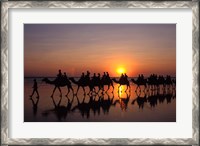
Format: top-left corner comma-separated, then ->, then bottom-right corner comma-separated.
92,73 -> 97,83
97,73 -> 101,78
124,73 -> 128,82
102,72 -> 106,81
85,71 -> 90,82
80,72 -> 85,82
57,69 -> 63,83
119,73 -> 125,83
141,74 -> 144,81
63,72 -> 68,81
57,69 -> 62,78
106,72 -> 110,80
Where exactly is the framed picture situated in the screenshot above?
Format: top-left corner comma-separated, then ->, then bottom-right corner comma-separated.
1,1 -> 199,145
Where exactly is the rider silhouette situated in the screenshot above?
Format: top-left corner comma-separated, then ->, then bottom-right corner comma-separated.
141,74 -> 144,81
63,72 -> 68,81
80,72 -> 85,81
102,72 -> 106,80
124,73 -> 128,81
106,72 -> 110,80
30,79 -> 39,98
97,73 -> 101,81
119,73 -> 125,82
85,71 -> 90,81
92,73 -> 97,81
57,69 -> 63,83
57,69 -> 62,78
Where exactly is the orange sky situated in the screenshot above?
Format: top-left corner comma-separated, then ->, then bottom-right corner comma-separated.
24,24 -> 176,77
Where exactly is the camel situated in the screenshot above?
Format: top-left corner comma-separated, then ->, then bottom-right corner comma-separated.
112,78 -> 130,92
101,78 -> 114,93
131,78 -> 147,91
69,77 -> 93,95
42,77 -> 74,97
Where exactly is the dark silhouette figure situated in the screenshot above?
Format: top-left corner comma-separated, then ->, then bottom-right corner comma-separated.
131,76 -> 147,92
42,76 -> 74,97
69,71 -> 114,95
119,73 -> 125,83
101,72 -> 114,93
57,69 -> 62,78
112,74 -> 130,92
69,77 -> 91,95
30,79 -> 39,98
30,97 -> 39,117
80,72 -> 85,82
91,73 -> 102,93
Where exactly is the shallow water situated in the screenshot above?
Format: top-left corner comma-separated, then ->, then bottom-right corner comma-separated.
24,77 -> 176,122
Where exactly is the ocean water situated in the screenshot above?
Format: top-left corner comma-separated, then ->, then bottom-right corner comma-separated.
24,77 -> 176,122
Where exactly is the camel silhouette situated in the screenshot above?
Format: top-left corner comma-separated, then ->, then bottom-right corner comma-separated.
69,77 -> 92,95
101,77 -> 114,93
42,77 -> 74,97
131,78 -> 147,91
112,78 -> 130,92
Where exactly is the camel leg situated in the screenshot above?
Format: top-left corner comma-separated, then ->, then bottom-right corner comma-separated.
82,87 -> 86,95
71,87 -> 74,95
51,86 -> 57,97
58,87 -> 62,97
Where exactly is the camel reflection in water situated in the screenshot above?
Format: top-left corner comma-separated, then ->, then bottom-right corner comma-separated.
36,86 -> 175,121
132,88 -> 176,109
28,77 -> 175,121
69,92 -> 117,119
42,96 -> 74,121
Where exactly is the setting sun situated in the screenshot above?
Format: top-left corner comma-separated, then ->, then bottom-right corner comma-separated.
117,67 -> 126,75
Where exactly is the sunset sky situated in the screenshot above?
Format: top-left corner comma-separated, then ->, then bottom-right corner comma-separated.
24,24 -> 176,77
